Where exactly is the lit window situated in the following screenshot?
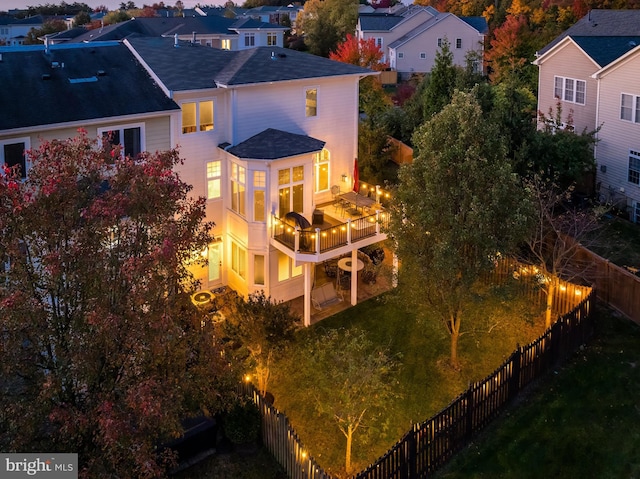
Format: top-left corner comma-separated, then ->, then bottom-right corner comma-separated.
253,170 -> 266,222
277,251 -> 302,282
182,101 -> 214,134
314,149 -> 329,193
278,165 -> 304,216
305,88 -> 317,117
231,242 -> 247,279
207,161 -> 221,199
231,163 -> 246,216
254,254 -> 265,285
221,39 -> 231,50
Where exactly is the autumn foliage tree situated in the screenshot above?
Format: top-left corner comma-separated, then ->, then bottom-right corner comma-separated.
329,33 -> 387,71
0,132 -> 233,478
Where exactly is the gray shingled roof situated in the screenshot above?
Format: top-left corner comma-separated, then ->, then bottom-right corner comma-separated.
0,42 -> 179,131
573,35 -> 640,67
358,13 -> 404,32
126,37 -> 372,91
225,128 -> 325,160
538,9 -> 640,57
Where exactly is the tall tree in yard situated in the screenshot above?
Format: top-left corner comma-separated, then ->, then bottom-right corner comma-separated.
299,0 -> 359,57
0,132 -> 233,478
389,90 -> 531,369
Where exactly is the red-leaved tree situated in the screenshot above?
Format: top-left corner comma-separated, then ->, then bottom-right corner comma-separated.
329,33 -> 388,71
0,131 -> 234,478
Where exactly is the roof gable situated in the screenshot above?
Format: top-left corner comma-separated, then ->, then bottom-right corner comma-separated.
225,128 -> 325,160
0,42 -> 179,131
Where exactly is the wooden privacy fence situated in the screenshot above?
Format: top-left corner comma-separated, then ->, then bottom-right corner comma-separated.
238,273 -> 594,479
353,289 -> 595,479
238,382 -> 335,479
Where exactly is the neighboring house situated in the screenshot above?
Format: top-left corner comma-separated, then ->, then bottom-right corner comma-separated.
1,39 -> 384,326
356,5 -> 487,77
0,14 -> 45,46
241,5 -> 303,30
50,16 -> 286,49
533,9 -> 640,222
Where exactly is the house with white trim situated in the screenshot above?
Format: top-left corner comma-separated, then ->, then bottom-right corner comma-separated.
356,5 -> 487,78
533,9 -> 640,222
0,39 -> 386,326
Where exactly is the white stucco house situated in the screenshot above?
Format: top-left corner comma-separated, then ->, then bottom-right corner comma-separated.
0,39 -> 386,326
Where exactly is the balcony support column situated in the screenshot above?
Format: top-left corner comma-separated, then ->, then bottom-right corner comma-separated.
303,262 -> 312,327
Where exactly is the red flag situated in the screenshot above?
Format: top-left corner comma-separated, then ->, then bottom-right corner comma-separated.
353,158 -> 359,193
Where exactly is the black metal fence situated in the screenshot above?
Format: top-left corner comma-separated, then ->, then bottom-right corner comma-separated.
240,289 -> 595,479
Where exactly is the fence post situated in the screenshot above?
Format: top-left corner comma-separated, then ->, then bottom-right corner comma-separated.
509,347 -> 521,402
464,387 -> 474,440
403,425 -> 417,479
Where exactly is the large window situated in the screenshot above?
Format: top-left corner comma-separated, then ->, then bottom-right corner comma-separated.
182,101 -> 214,134
277,251 -> 302,282
231,163 -> 246,216
1,138 -> 29,178
554,76 -> 586,105
267,32 -> 277,46
244,33 -> 255,47
621,93 -> 640,123
629,150 -> 640,185
221,39 -> 231,50
207,161 -> 221,200
99,124 -> 143,159
314,149 -> 329,193
278,166 -> 304,216
253,170 -> 266,222
305,88 -> 317,117
231,241 -> 246,279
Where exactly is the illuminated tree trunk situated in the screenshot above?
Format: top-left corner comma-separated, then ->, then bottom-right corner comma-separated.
449,313 -> 461,370
545,278 -> 557,329
345,425 -> 354,474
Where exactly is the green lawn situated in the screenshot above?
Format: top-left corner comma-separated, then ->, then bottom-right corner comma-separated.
434,307 -> 640,479
268,284 -> 545,476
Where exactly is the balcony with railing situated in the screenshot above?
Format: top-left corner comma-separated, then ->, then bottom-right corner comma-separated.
270,209 -> 389,262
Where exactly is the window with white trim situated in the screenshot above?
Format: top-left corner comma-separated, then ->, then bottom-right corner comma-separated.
231,163 -> 246,216
253,170 -> 266,222
455,38 -> 462,49
314,149 -> 329,193
554,76 -> 586,105
244,33 -> 255,47
267,32 -> 277,46
207,161 -> 221,199
278,166 -> 304,216
277,251 -> 302,281
397,52 -> 404,59
305,88 -> 317,117
621,93 -> 640,123
254,254 -> 265,285
208,242 -> 221,282
99,124 -> 143,159
419,52 -> 426,59
181,100 -> 214,134
1,137 -> 29,178
437,38 -> 442,47
231,241 -> 246,279
221,39 -> 231,50
628,150 -> 640,185
375,37 -> 383,48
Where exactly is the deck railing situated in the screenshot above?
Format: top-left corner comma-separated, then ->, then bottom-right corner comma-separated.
272,211 -> 389,255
